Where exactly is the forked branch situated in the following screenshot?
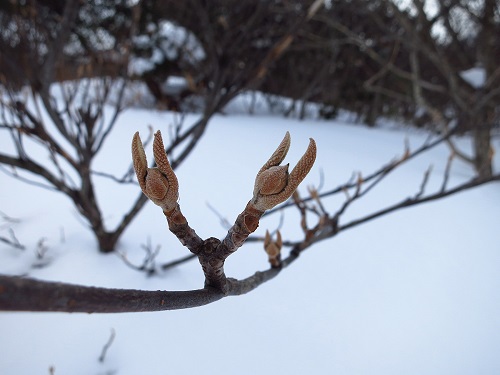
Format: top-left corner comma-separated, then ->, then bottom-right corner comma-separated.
131,130 -> 316,292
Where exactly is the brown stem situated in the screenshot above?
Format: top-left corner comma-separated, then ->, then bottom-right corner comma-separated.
164,206 -> 203,253
0,275 -> 223,313
164,202 -> 264,293
0,240 -> 302,313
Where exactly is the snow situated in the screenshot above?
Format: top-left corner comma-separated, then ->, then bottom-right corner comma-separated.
129,21 -> 205,76
1,93 -> 499,375
460,67 -> 487,89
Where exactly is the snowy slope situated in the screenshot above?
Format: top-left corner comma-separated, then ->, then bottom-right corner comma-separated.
1,102 -> 499,375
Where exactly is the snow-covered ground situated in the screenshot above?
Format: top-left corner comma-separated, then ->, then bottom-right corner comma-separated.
1,95 -> 499,375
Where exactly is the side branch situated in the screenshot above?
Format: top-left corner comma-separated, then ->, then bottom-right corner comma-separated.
264,129 -> 453,216
339,174 -> 500,232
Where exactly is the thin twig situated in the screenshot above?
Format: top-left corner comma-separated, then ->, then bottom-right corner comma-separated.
98,328 -> 116,363
90,170 -> 137,184
0,228 -> 25,250
339,174 -> 500,233
440,153 -> 455,193
264,129 -> 455,217
117,238 -> 161,275
161,254 -> 197,271
206,202 -> 231,229
414,165 -> 433,199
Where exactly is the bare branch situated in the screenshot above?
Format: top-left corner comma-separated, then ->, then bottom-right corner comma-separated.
206,202 -> 232,230
117,238 -> 161,275
98,329 -> 116,363
440,152 -> 455,193
2,165 -> 498,313
414,165 -> 433,199
161,254 -> 197,271
0,229 -> 25,251
0,275 -> 224,312
265,129 -> 453,217
338,174 -> 500,233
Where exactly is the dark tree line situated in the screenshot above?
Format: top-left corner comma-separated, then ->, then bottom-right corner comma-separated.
259,0 -> 498,178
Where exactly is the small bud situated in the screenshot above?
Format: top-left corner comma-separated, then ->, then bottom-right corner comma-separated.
308,186 -> 319,199
356,173 -> 363,187
264,230 -> 282,268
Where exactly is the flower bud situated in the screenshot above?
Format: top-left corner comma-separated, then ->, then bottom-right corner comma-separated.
132,131 -> 179,214
264,230 -> 282,268
250,132 -> 316,212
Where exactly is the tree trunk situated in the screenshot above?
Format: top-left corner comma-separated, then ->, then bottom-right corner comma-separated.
473,0 -> 496,180
473,117 -> 493,179
96,232 -> 120,253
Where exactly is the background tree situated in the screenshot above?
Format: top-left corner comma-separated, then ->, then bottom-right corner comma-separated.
0,0 -> 323,251
0,0 -> 144,252
267,0 -> 499,177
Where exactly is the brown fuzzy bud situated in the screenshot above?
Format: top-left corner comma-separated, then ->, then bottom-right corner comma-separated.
256,165 -> 289,195
264,230 -> 282,268
251,132 -> 316,212
132,131 -> 179,214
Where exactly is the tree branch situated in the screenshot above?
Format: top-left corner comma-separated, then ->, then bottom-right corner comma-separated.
0,275 -> 224,313
0,236 -> 304,312
338,174 -> 500,233
264,129 -> 453,217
